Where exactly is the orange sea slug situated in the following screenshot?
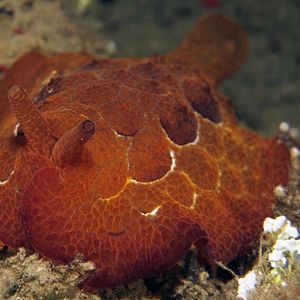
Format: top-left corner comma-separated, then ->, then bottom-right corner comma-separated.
0,14 -> 290,288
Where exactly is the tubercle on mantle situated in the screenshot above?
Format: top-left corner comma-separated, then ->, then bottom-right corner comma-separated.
8,85 -> 95,167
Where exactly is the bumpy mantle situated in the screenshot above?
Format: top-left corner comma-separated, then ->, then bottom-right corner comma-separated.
0,14 -> 289,288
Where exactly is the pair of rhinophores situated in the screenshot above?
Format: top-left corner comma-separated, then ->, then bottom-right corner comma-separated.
0,14 -> 290,289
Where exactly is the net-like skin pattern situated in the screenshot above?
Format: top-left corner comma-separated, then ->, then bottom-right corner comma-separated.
0,15 -> 289,288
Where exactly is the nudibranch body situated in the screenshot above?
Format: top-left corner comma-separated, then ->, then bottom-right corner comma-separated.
0,15 -> 290,288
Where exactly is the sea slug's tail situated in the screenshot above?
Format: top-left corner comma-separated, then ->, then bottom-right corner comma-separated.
167,14 -> 248,87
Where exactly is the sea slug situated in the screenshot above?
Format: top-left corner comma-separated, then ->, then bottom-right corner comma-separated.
0,14 -> 290,289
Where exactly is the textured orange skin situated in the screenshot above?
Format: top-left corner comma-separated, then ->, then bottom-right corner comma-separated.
0,16 -> 290,289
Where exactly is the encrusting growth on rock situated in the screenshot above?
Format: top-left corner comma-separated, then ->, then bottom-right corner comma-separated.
0,14 -> 291,290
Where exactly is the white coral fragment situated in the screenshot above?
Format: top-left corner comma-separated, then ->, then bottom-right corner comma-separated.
273,185 -> 287,198
264,216 -> 300,275
237,271 -> 261,300
237,216 -> 300,299
278,121 -> 290,134
263,216 -> 287,233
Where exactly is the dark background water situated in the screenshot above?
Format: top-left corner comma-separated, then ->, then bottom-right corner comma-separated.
88,0 -> 300,135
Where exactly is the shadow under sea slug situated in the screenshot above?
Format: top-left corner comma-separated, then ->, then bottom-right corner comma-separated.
0,14 -> 290,289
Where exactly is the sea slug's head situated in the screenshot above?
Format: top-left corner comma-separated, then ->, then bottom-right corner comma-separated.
1,84 -> 96,171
